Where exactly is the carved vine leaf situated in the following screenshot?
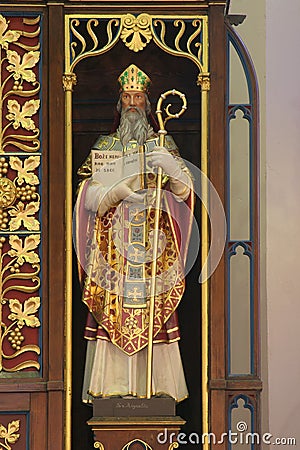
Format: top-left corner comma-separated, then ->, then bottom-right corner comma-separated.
6,99 -> 40,131
8,201 -> 40,231
9,156 -> 40,186
6,50 -> 40,83
0,420 -> 20,444
0,425 -> 6,440
8,234 -> 40,265
0,15 -> 21,50
8,297 -> 40,328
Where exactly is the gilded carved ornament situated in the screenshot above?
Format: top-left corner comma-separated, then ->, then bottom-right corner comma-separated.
67,14 -> 210,85
0,15 -> 41,153
63,72 -> 77,91
0,420 -> 20,450
94,442 -> 104,450
121,439 -> 153,449
0,234 -> 41,372
0,156 -> 41,232
94,438 -> 179,449
120,14 -> 152,52
197,73 -> 210,91
0,15 -> 41,374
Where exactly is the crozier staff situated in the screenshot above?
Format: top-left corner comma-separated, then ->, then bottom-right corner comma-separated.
75,64 -> 194,403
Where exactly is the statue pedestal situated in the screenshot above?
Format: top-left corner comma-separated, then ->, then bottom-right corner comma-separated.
87,398 -> 185,449
88,416 -> 184,450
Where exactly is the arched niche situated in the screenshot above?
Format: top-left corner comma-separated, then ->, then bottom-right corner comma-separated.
64,13 -> 210,450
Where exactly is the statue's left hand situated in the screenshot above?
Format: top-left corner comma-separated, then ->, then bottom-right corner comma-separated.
148,146 -> 181,179
149,146 -> 191,201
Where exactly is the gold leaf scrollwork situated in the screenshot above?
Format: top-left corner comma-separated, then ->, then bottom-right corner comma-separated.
121,14 -> 152,52
0,178 -> 16,208
6,99 -> 40,132
168,443 -> 179,450
66,15 -> 208,83
69,18 -> 120,72
6,50 -> 39,84
0,14 -> 41,153
0,420 -> 20,450
152,18 -> 204,73
8,296 -> 40,328
0,15 -> 21,50
8,200 -> 40,231
8,234 -> 40,265
0,234 -> 41,372
9,155 -> 40,186
0,15 -> 41,375
0,157 -> 40,231
121,439 -> 152,450
94,442 -> 105,450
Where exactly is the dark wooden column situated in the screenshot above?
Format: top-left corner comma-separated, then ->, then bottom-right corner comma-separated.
208,5 -> 227,449
47,5 -> 65,450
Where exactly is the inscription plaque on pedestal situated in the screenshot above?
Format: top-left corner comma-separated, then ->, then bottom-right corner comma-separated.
87,398 -> 184,449
93,398 -> 176,417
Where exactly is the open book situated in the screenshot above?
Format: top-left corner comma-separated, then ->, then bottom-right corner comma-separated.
91,148 -> 143,188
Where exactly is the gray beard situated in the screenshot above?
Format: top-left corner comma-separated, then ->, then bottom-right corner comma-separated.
118,107 -> 149,146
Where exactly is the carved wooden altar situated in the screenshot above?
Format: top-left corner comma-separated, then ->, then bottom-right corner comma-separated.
0,1 -> 260,449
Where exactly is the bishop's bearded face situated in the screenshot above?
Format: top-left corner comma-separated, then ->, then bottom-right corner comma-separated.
117,91 -> 151,146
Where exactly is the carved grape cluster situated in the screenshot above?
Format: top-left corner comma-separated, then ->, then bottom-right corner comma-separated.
16,185 -> 38,201
0,156 -> 40,232
0,209 -> 9,229
8,327 -> 25,350
0,236 -> 5,249
0,14 -> 41,373
0,157 -> 9,177
12,80 -> 23,91
10,262 -> 21,274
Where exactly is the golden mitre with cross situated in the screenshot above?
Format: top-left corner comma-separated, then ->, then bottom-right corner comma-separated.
118,64 -> 151,92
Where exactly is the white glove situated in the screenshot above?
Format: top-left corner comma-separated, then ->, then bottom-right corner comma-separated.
148,146 -> 191,200
106,177 -> 144,205
85,174 -> 144,216
84,181 -> 106,212
148,146 -> 182,178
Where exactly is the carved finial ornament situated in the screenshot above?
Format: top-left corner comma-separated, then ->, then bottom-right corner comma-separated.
197,73 -> 210,91
63,73 -> 77,92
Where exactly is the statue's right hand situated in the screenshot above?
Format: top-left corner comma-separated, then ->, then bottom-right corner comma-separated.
85,175 -> 143,216
108,178 -> 144,203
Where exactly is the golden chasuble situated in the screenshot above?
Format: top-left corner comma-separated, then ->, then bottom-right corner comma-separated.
77,134 -> 192,356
